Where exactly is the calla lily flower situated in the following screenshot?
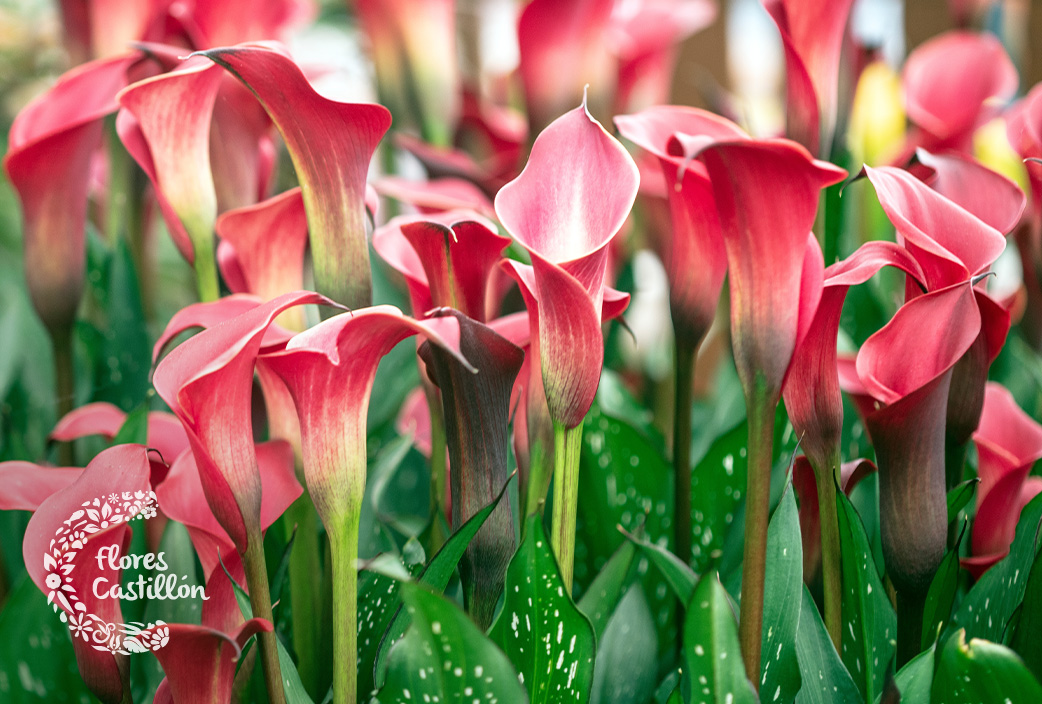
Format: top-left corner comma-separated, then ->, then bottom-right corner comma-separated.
373,210 -> 509,321
117,56 -> 225,300
1006,85 -> 1042,348
517,0 -> 616,133
608,0 -> 716,113
216,188 -> 310,329
853,281 -> 982,662
614,105 -> 747,348
355,0 -> 459,146
902,31 -> 1017,154
419,311 -> 523,628
961,383 -> 1042,578
51,402 -> 189,468
689,135 -> 843,683
496,99 -> 639,428
259,306 -> 472,704
4,54 -> 133,333
910,149 -> 1026,235
372,176 -> 496,218
21,444 -> 153,704
153,291 -> 333,703
198,42 -> 392,309
763,0 -> 857,155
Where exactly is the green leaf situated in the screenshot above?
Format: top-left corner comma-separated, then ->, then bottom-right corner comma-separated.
949,492 -> 1042,643
577,540 -> 636,640
682,573 -> 757,704
590,586 -> 659,704
931,630 -> 1042,703
795,586 -> 860,704
112,402 -> 149,446
373,476 -> 513,686
876,644 -> 933,704
375,583 -> 528,704
688,421 -> 748,575
922,521 -> 966,650
577,406 -> 675,666
489,516 -> 596,704
837,492 -> 896,703
625,529 -> 698,604
0,574 -> 94,703
761,483 -> 802,702
1010,540 -> 1042,682
946,479 -> 978,524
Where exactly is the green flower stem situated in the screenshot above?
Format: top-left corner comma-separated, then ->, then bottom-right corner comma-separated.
524,440 -> 552,521
738,393 -> 776,691
672,340 -> 697,566
330,509 -> 361,704
896,589 -> 926,668
242,529 -> 286,704
191,230 -> 221,303
816,450 -> 843,649
550,419 -> 584,593
285,494 -> 322,696
51,326 -> 76,466
427,389 -> 448,552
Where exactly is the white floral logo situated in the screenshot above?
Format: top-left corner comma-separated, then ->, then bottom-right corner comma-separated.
44,490 -> 170,654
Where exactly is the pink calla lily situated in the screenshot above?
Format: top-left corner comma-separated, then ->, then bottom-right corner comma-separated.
4,54 -> 133,332
198,42 -> 392,309
763,0 -> 856,155
22,445 -> 154,704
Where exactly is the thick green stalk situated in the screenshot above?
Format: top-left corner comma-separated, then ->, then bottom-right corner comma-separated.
52,327 -> 75,466
524,440 -> 552,521
673,340 -> 697,565
550,419 -> 584,593
242,530 -> 286,704
285,494 -> 322,696
816,451 -> 843,649
738,394 -> 775,691
896,589 -> 926,667
330,510 -> 361,704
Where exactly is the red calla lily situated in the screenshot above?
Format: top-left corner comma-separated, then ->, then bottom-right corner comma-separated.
373,176 -> 495,218
4,54 -> 133,332
259,306 -> 471,704
910,149 -> 1026,235
0,463 -> 84,511
22,445 -> 153,704
902,31 -> 1017,154
855,282 -> 982,612
198,42 -> 392,309
961,383 -> 1042,577
763,0 -> 856,155
517,0 -> 616,133
216,187 -> 310,329
608,0 -> 716,113
117,56 -> 224,298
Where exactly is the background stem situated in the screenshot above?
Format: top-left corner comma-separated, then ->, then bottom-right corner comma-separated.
550,420 -> 584,593
896,589 -> 927,667
242,531 -> 286,704
672,340 -> 697,565
427,391 -> 448,552
738,395 -> 775,691
51,326 -> 75,466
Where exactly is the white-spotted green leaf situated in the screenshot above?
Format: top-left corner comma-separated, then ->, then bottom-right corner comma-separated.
948,493 -> 1042,643
590,586 -> 658,704
682,572 -> 757,704
837,492 -> 895,702
1010,542 -> 1042,682
761,483 -> 802,703
931,629 -> 1042,703
873,644 -> 933,704
921,521 -> 965,651
375,583 -> 528,704
577,540 -> 636,640
489,516 -> 595,704
795,586 -> 860,704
